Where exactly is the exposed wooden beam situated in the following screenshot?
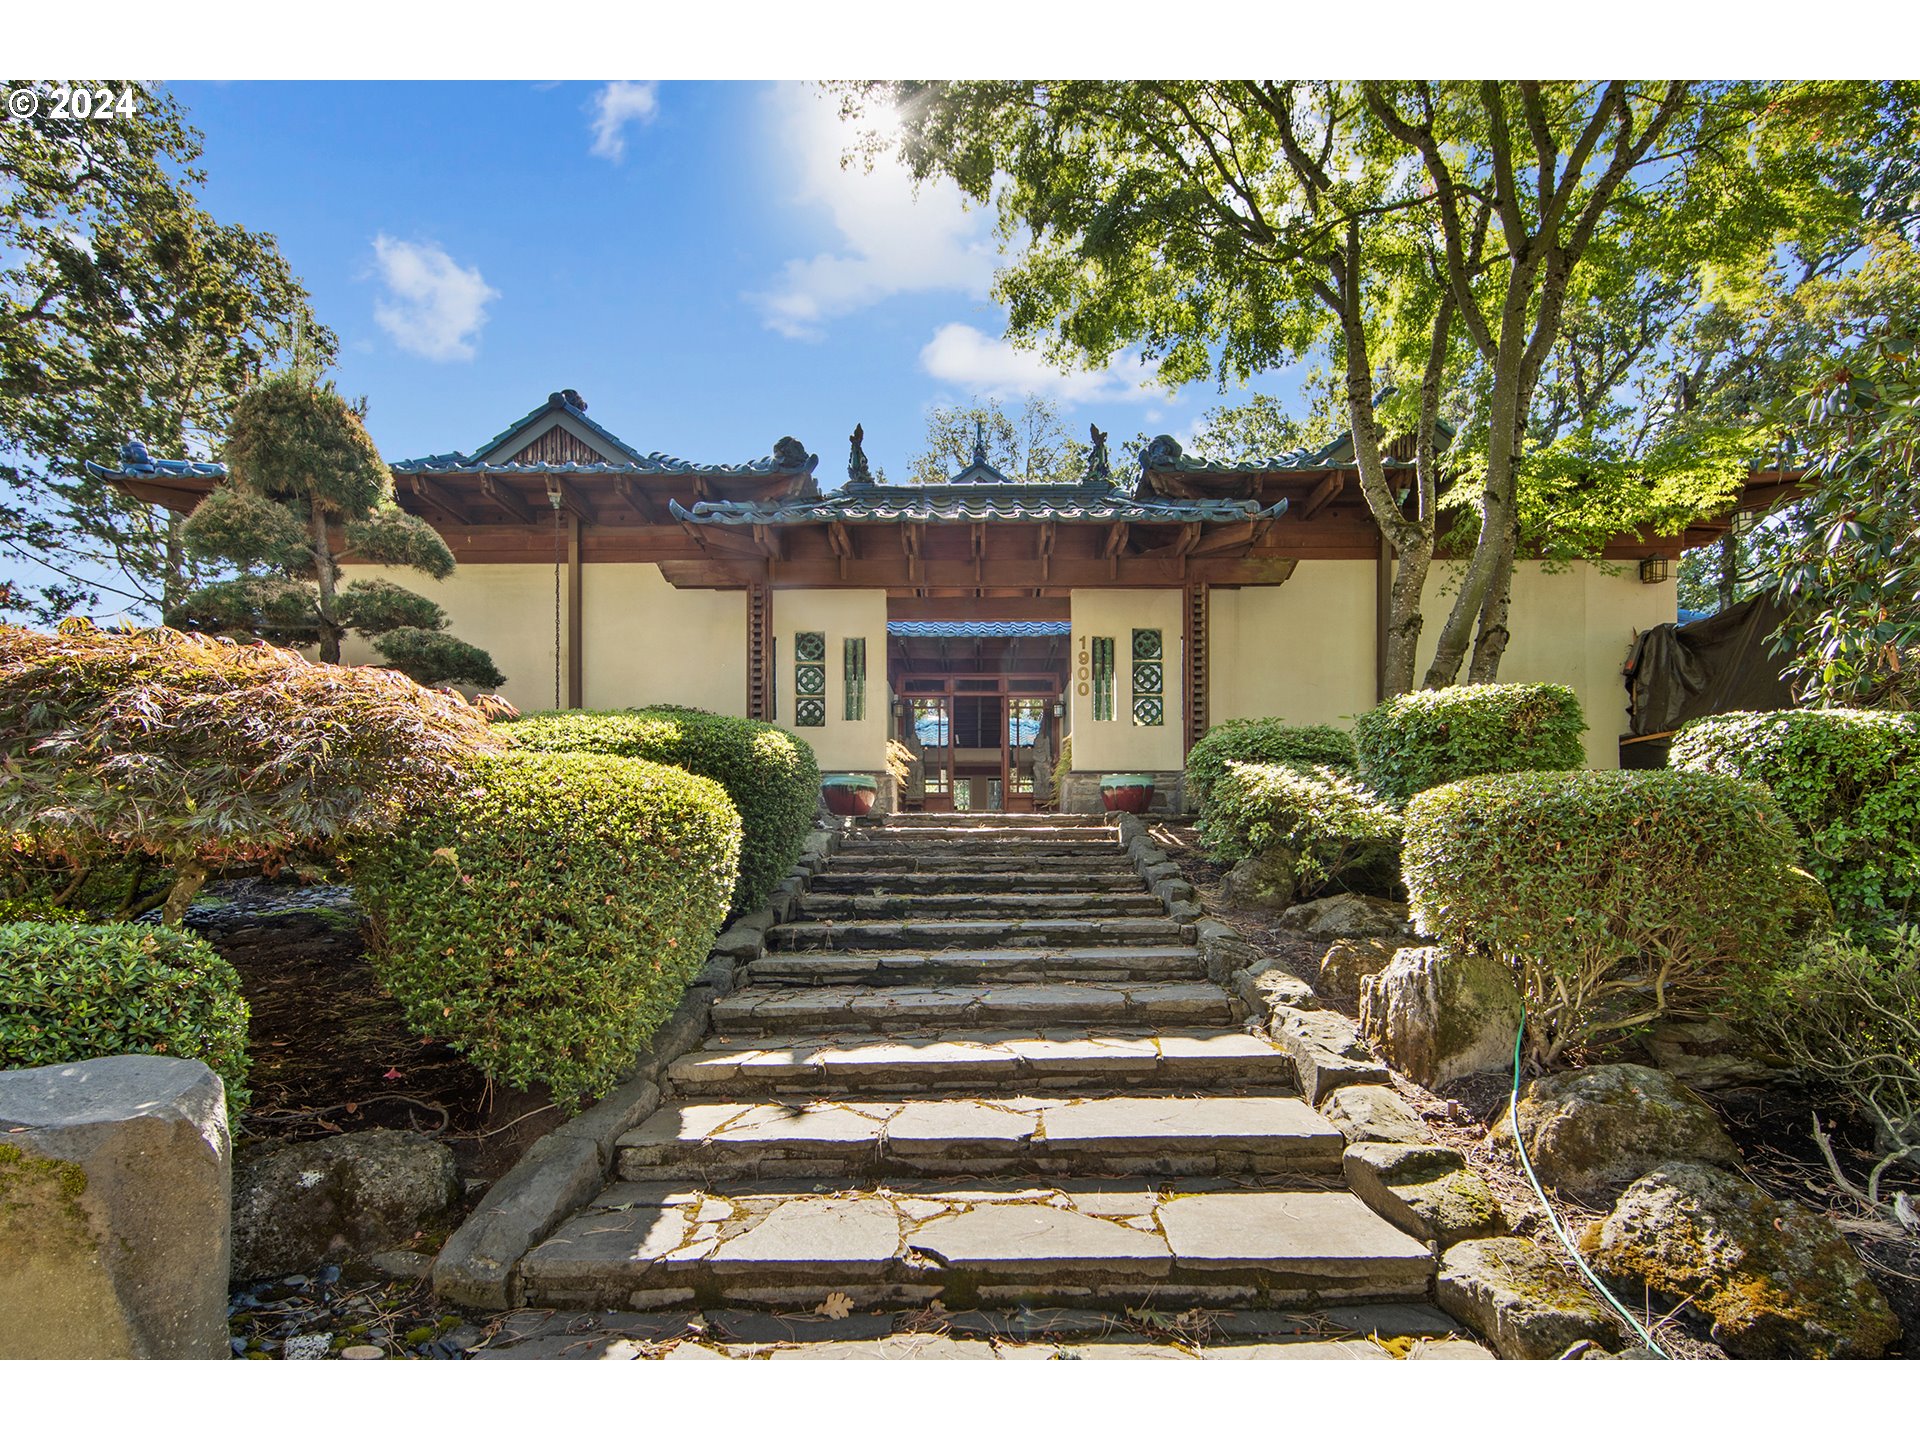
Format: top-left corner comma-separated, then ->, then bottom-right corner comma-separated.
407,474 -> 471,526
611,476 -> 659,524
480,476 -> 536,525
550,475 -> 594,524
1298,472 -> 1344,521
567,514 -> 584,709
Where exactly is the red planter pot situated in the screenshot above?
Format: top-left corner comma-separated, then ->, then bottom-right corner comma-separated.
821,777 -> 878,817
1099,774 -> 1156,814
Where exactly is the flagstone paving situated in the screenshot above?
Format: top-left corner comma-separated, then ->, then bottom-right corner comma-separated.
515,812 -> 1481,1356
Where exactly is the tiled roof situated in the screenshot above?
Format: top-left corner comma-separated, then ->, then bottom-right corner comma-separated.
888,621 -> 1072,638
670,481 -> 1286,527
85,441 -> 226,483
392,390 -> 819,480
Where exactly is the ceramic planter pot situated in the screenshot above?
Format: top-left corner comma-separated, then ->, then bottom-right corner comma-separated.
821,774 -> 879,817
1099,773 -> 1156,814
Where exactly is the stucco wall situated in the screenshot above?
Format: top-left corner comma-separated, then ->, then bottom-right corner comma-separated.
339,563 -> 564,715
580,564 -> 744,713
1202,558 -> 1674,770
339,562 -> 746,717
1410,561 -> 1674,770
1066,588 -> 1186,774
773,589 -> 887,771
1210,562 -> 1377,731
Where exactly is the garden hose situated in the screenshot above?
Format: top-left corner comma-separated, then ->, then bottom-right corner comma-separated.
1508,1014 -> 1672,1359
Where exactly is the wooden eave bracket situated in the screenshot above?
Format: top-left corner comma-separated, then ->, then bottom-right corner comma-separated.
407,474 -> 471,526
479,475 -> 537,524
612,476 -> 660,524
1298,472 -> 1345,521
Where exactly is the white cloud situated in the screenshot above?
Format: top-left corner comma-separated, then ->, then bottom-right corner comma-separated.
370,235 -> 499,363
918,323 -> 1162,406
589,81 -> 659,162
753,83 -> 998,339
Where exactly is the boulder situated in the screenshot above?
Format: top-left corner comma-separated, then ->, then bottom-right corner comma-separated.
232,1128 -> 460,1281
1641,1016 -> 1779,1091
1222,851 -> 1297,910
1318,938 -> 1395,998
1278,893 -> 1410,940
0,1055 -> 230,1359
1491,1063 -> 1740,1203
1344,1143 -> 1507,1249
1229,957 -> 1319,1019
1273,1009 -> 1390,1104
1436,1237 -> 1619,1360
1319,1085 -> 1433,1146
1358,945 -> 1523,1090
1585,1162 -> 1900,1359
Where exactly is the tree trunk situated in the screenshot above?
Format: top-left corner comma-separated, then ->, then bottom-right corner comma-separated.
309,496 -> 344,664
162,511 -> 187,620
1717,531 -> 1738,610
160,860 -> 209,926
1467,528 -> 1517,682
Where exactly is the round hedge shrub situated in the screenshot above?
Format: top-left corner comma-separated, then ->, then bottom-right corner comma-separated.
1353,683 -> 1587,804
0,921 -> 252,1111
1669,709 -> 1920,931
499,707 -> 817,916
352,751 -> 741,1108
1199,761 -> 1402,898
1184,719 -> 1357,808
1404,769 -> 1805,1067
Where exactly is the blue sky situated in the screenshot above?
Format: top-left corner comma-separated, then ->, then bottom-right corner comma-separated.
174,80 -> 1292,481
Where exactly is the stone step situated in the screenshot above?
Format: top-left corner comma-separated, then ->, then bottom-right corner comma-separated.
839,838 -> 1122,858
824,854 -> 1138,876
747,946 -> 1206,987
808,870 -> 1145,895
857,814 -> 1111,829
617,1095 -> 1344,1182
518,1179 -> 1435,1312
798,892 -> 1166,921
708,980 -> 1233,1035
665,1027 -> 1298,1096
846,825 -> 1117,844
768,917 -> 1189,952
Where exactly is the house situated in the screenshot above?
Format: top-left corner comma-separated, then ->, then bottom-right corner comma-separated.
97,389 -> 1799,811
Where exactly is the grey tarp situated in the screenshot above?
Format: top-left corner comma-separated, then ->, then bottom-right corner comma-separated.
1623,592 -> 1799,751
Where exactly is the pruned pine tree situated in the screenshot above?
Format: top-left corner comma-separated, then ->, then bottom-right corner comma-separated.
170,372 -> 504,689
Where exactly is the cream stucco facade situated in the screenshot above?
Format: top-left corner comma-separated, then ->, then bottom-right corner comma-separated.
1066,588 -> 1187,774
771,588 -> 889,772
343,555 -> 1672,781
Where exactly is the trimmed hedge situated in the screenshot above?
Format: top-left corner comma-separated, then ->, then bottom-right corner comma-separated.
1670,709 -> 1920,930
1404,769 -> 1805,1067
500,707 -> 818,915
1354,683 -> 1587,803
1199,761 -> 1401,898
1184,719 -> 1357,809
352,750 -> 740,1108
0,921 -> 252,1111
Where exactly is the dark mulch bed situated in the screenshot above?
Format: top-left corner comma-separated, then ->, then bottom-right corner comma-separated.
1157,821 -> 1919,1359
186,879 -> 563,1182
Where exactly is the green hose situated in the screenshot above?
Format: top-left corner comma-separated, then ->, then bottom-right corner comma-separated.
1508,1014 -> 1672,1359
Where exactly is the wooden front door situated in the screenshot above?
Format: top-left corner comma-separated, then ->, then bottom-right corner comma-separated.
899,674 -> 1060,812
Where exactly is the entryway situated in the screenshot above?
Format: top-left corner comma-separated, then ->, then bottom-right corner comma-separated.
885,620 -> 1068,812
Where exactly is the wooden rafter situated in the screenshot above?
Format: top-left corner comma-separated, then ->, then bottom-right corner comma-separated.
1298,472 -> 1344,521
611,476 -> 659,524
407,474 -> 471,526
480,476 -> 536,524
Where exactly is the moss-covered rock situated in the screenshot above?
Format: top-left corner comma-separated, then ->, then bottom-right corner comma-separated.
1584,1162 -> 1900,1359
1358,944 -> 1523,1089
1319,937 -> 1396,999
1491,1063 -> 1739,1203
1221,850 -> 1298,911
1344,1142 -> 1507,1248
1436,1236 -> 1619,1360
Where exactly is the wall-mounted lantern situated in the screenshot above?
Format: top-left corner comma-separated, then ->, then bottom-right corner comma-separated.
1639,556 -> 1672,585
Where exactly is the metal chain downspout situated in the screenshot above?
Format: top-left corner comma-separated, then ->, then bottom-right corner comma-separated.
1509,1013 -> 1671,1359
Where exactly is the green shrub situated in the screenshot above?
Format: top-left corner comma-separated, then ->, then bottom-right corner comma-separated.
0,619 -> 502,922
352,751 -> 740,1108
1199,761 -> 1402,898
499,707 -> 818,915
1670,709 -> 1920,930
1184,719 -> 1357,808
1353,683 -> 1587,803
0,921 -> 251,1112
1404,769 -> 1805,1067
1742,925 -> 1920,1214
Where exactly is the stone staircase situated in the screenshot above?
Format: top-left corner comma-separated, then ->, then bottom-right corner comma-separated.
518,813 -> 1435,1318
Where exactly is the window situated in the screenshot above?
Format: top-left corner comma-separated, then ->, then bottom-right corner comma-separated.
911,697 -> 950,747
1091,636 -> 1115,721
1008,698 -> 1045,748
794,631 -> 825,727
1132,628 -> 1164,726
843,636 -> 867,721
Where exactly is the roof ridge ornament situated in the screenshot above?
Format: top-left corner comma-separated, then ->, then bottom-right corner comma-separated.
1087,424 -> 1111,483
847,423 -> 873,486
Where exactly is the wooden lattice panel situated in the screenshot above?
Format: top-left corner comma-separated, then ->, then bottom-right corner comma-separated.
1184,581 -> 1209,753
